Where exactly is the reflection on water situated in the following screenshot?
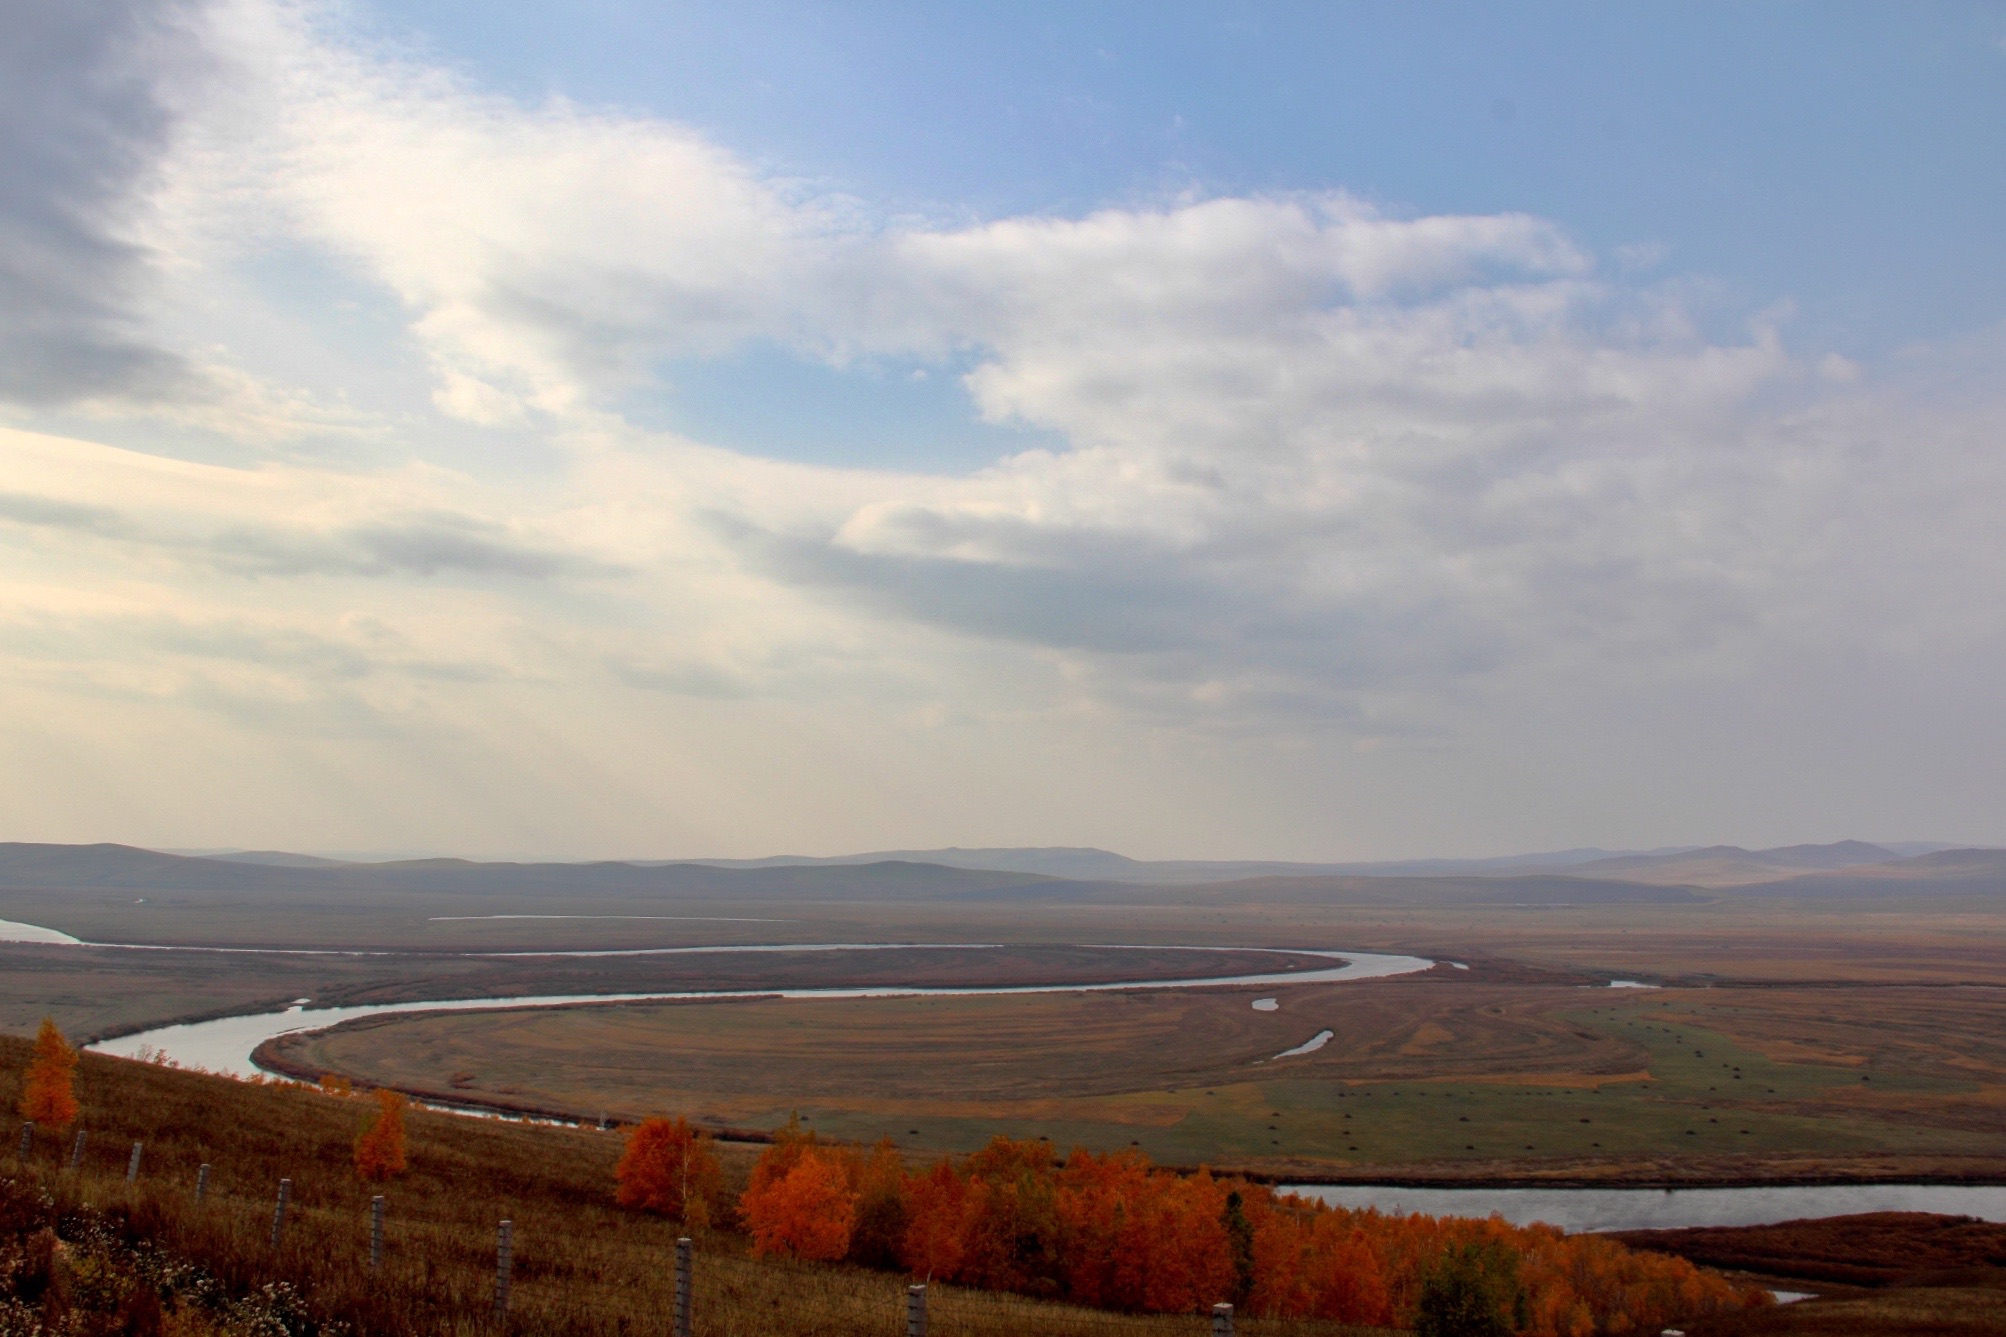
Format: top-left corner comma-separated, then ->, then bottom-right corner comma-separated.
1284,1182 -> 2006,1232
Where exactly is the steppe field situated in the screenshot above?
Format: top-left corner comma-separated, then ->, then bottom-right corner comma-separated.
7,843 -> 2006,1187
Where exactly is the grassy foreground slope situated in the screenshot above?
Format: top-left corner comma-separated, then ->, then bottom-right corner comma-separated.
0,1036 -> 1381,1337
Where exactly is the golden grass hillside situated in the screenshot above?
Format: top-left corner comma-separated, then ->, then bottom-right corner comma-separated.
0,1036 -> 1385,1337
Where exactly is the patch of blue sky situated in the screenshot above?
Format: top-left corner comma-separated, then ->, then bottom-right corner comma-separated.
349,2 -> 2006,359
639,343 -> 1064,474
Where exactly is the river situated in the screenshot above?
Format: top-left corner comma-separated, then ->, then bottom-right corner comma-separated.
74,941 -> 1433,1076
1284,1182 -> 2006,1232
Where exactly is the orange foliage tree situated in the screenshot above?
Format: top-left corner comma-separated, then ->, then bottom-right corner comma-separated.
846,1140 -> 910,1268
743,1149 -> 856,1260
17,1017 -> 79,1127
725,1120 -> 1768,1332
900,1159 -> 968,1282
615,1116 -> 724,1227
353,1088 -> 408,1181
882,1134 -> 1764,1332
740,1117 -> 858,1261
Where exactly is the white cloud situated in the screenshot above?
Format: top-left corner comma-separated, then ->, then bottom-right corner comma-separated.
0,0 -> 2002,855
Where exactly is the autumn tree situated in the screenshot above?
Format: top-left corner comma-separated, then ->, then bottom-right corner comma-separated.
956,1136 -> 1063,1294
17,1018 -> 79,1127
615,1116 -> 724,1228
354,1088 -> 408,1182
1301,1214 -> 1393,1325
900,1159 -> 968,1282
1414,1239 -> 1529,1337
1223,1189 -> 1256,1305
741,1144 -> 857,1260
846,1140 -> 910,1269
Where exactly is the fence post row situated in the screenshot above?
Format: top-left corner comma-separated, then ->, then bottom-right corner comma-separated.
494,1219 -> 513,1321
674,1237 -> 693,1337
270,1179 -> 291,1248
0,1121 -> 1246,1336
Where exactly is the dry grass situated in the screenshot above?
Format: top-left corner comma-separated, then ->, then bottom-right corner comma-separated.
0,1036 -> 1385,1336
273,975 -> 2006,1182
1684,1285 -> 2006,1336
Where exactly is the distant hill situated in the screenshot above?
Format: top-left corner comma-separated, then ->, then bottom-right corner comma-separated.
0,843 -> 1052,901
689,845 -> 1699,884
1738,848 -> 2006,898
1567,841 -> 1904,887
0,841 -> 1996,923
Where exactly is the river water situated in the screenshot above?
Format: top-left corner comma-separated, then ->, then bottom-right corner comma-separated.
1284,1182 -> 2006,1232
75,942 -> 1433,1076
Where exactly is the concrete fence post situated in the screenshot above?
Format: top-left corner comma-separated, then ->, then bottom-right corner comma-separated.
1211,1301 -> 1234,1337
270,1179 -> 291,1248
195,1163 -> 211,1202
494,1219 -> 513,1321
671,1237 -> 692,1337
126,1141 -> 143,1183
68,1129 -> 85,1170
13,1122 -> 29,1162
370,1195 -> 385,1272
906,1283 -> 927,1337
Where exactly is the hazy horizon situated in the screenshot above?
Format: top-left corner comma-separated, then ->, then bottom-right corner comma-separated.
135,836 -> 1993,868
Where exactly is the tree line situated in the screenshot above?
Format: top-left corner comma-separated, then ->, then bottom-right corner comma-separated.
616,1111 -> 1770,1335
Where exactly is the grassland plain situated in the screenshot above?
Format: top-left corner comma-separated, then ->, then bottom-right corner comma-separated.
0,1036 -> 1388,1337
12,858 -> 2006,1186
276,973 -> 2006,1184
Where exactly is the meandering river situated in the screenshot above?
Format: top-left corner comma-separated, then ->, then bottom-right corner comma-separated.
63,940 -> 1432,1076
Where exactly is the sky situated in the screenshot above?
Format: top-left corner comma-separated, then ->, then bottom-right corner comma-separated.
1,0 -> 2003,861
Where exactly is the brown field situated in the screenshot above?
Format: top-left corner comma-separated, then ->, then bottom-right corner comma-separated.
11,867 -> 2006,1186
276,966 -> 2006,1183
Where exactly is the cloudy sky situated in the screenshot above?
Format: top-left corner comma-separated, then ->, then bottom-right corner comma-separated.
3,0 -> 2003,860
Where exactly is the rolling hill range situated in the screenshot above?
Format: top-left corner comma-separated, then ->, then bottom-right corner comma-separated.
0,839 -> 1999,907
0,840 -> 2002,953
